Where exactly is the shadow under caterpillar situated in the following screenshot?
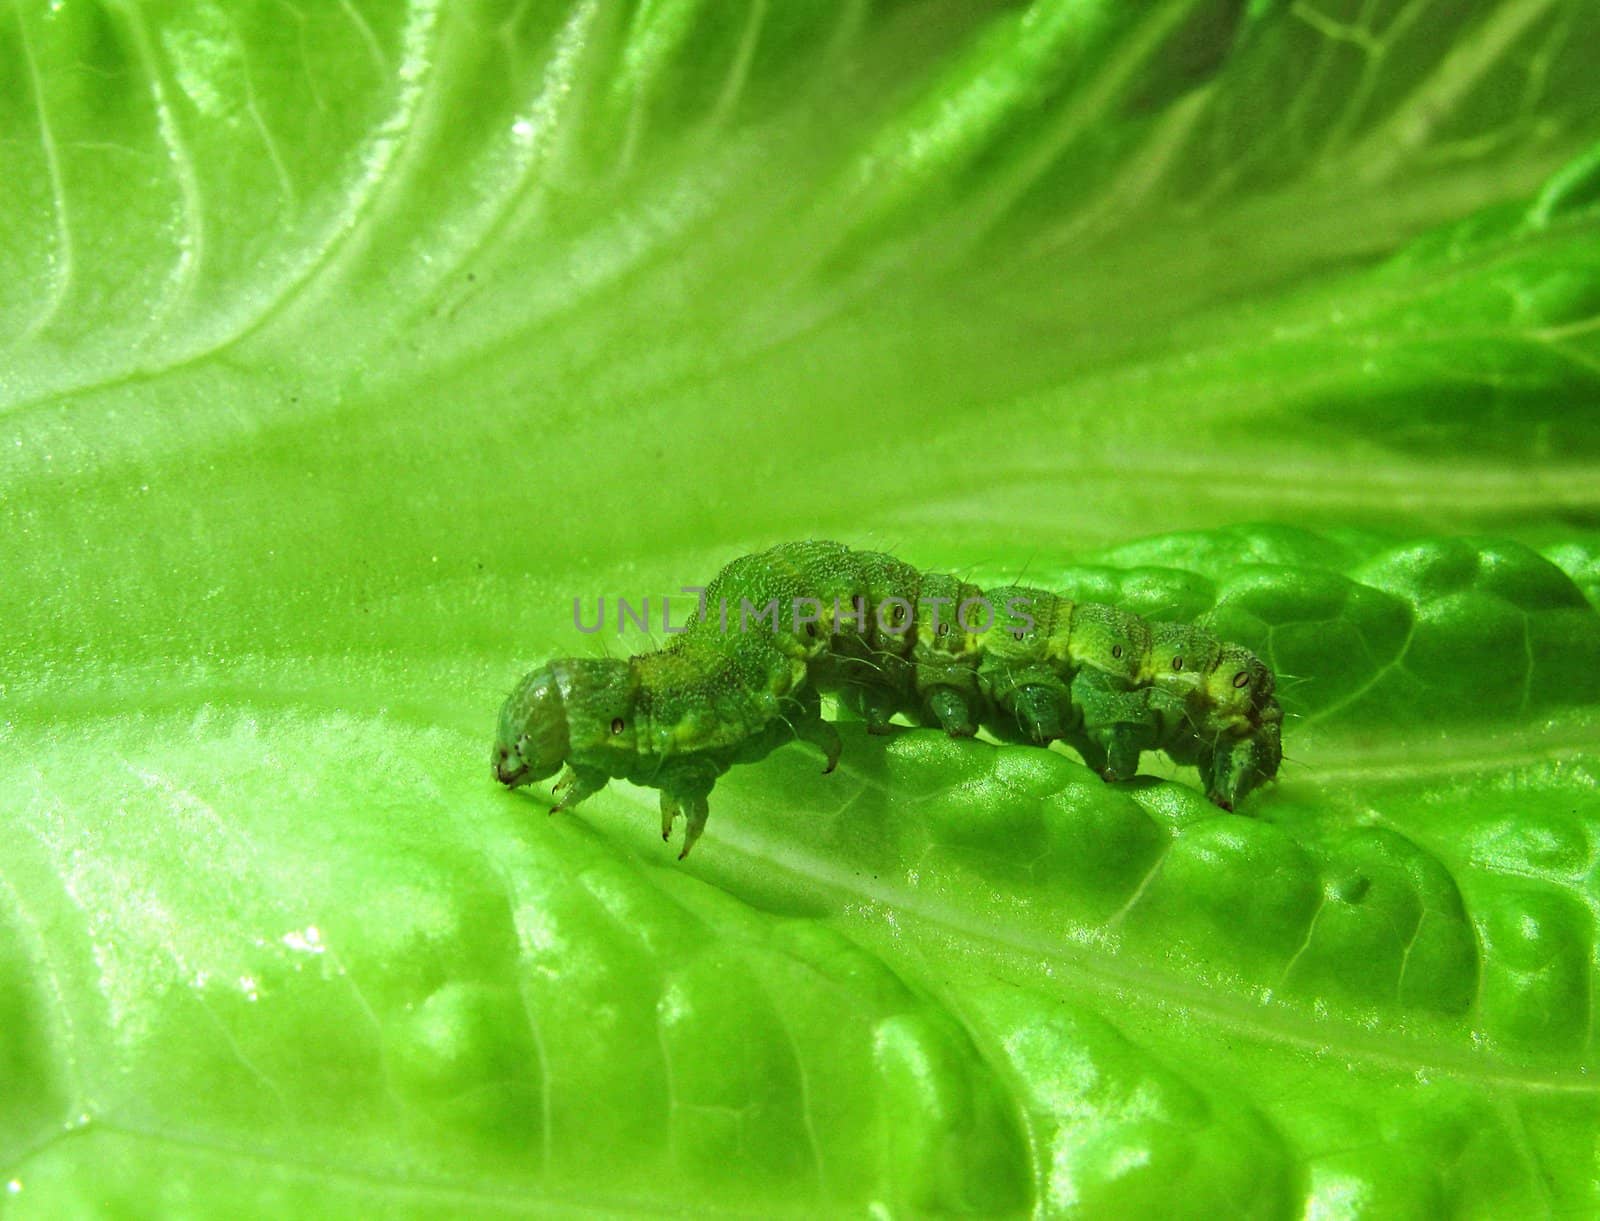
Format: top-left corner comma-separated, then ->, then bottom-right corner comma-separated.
494,541 -> 1282,857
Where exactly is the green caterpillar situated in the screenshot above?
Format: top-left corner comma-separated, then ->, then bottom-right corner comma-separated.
494,541 -> 1282,857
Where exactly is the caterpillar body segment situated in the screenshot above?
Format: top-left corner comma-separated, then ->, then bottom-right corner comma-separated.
494,541 -> 1283,856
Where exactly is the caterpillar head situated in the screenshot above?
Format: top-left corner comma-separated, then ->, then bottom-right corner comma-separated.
1203,645 -> 1275,729
494,658 -> 636,787
1147,623 -> 1221,699
1068,604 -> 1151,685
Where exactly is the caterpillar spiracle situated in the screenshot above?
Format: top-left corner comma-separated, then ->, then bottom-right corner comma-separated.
493,541 -> 1283,858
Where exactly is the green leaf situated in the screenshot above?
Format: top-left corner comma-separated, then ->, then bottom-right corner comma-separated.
4,1 -> 1600,1214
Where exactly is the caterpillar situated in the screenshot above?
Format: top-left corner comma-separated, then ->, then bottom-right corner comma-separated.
494,541 -> 1282,858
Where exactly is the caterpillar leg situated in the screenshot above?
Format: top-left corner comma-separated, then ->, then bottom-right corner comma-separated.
784,686 -> 842,772
1086,723 -> 1155,782
838,683 -> 901,735
1206,721 -> 1282,811
550,764 -> 609,813
1067,729 -> 1110,777
796,715 -> 843,773
659,790 -> 713,859
1011,685 -> 1069,745
926,686 -> 978,737
1065,723 -> 1152,782
1070,672 -> 1155,782
658,760 -> 721,859
1206,744 -> 1248,811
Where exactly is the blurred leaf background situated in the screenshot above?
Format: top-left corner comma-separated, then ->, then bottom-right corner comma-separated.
3,1 -> 1600,1215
